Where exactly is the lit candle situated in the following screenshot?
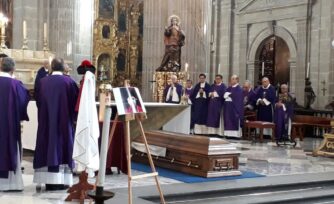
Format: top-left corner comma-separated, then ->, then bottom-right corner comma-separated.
1,17 -> 7,36
23,20 -> 27,39
185,63 -> 189,72
306,62 -> 310,79
43,22 -> 47,40
262,62 -> 265,76
48,56 -> 52,66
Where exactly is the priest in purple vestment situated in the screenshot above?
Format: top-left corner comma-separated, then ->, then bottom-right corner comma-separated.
163,75 -> 183,104
184,80 -> 194,132
190,73 -> 210,135
33,58 -> 79,191
206,74 -> 226,136
223,75 -> 244,139
243,80 -> 256,111
0,57 -> 30,191
274,84 -> 294,141
255,77 -> 276,135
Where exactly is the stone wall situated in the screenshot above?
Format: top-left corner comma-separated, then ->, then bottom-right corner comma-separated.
141,0 -> 211,101
12,0 -> 94,82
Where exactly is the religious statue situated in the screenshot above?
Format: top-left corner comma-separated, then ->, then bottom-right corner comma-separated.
304,78 -> 316,109
156,15 -> 185,72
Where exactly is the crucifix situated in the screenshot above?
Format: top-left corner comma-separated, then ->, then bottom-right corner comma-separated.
321,80 -> 327,96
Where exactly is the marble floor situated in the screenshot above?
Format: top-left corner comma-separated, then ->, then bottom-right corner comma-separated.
1,137 -> 333,204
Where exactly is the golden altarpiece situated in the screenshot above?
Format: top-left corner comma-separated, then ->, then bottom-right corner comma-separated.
93,0 -> 143,88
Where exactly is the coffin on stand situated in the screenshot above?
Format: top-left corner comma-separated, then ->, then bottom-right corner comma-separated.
132,131 -> 241,178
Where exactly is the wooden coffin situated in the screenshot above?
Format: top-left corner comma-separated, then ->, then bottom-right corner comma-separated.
132,130 -> 241,178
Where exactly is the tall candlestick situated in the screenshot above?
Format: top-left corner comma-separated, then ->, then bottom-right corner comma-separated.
262,62 -> 265,76
306,62 -> 310,79
43,22 -> 47,40
23,20 -> 27,39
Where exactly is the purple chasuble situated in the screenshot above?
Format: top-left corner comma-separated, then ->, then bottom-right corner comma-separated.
224,84 -> 244,131
274,94 -> 294,140
33,75 -> 79,171
207,83 -> 226,128
0,76 -> 29,178
185,87 -> 194,129
244,89 -> 256,110
190,82 -> 211,125
255,85 -> 276,122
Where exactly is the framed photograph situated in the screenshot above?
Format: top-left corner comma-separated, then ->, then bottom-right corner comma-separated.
113,87 -> 146,115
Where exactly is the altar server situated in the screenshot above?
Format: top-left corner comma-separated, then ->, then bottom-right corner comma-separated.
223,75 -> 244,139
274,84 -> 294,141
0,57 -> 30,191
190,73 -> 210,134
164,75 -> 183,104
33,58 -> 79,191
255,77 -> 276,135
73,70 -> 100,176
206,74 -> 226,136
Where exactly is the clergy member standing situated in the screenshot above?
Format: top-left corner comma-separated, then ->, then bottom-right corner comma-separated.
72,63 -> 100,176
223,75 -> 244,139
190,73 -> 210,134
255,77 -> 276,135
33,58 -> 79,191
206,74 -> 226,136
0,57 -> 30,191
184,80 -> 194,133
243,80 -> 256,111
163,75 -> 183,104
34,60 -> 49,104
274,84 -> 294,141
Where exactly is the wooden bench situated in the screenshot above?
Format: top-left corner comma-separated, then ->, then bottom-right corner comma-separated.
244,121 -> 276,142
292,115 -> 332,139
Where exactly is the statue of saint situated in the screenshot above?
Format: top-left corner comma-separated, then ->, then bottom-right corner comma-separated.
156,15 -> 185,72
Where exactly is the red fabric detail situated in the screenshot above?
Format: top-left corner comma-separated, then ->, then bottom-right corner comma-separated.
80,60 -> 93,67
99,121 -> 128,174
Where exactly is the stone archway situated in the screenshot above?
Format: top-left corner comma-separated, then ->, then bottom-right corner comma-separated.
247,26 -> 297,92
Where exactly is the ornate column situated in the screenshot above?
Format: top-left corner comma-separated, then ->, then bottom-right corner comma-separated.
129,3 -> 140,80
289,59 -> 297,95
296,18 -> 307,106
246,61 -> 255,84
238,24 -> 248,82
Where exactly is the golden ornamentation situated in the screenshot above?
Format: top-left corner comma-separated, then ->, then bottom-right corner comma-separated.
153,71 -> 188,103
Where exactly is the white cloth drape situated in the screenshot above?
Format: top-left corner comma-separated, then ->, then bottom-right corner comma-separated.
72,71 -> 100,174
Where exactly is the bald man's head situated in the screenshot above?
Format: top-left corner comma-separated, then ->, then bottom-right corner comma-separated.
262,77 -> 270,88
243,80 -> 252,92
280,84 -> 288,94
230,74 -> 239,86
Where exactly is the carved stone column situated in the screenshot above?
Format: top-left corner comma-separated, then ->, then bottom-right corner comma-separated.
238,24 -> 248,82
296,18 -> 307,106
289,59 -> 297,95
129,3 -> 140,80
246,61 -> 255,84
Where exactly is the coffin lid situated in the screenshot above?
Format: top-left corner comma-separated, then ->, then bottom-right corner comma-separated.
135,131 -> 239,156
